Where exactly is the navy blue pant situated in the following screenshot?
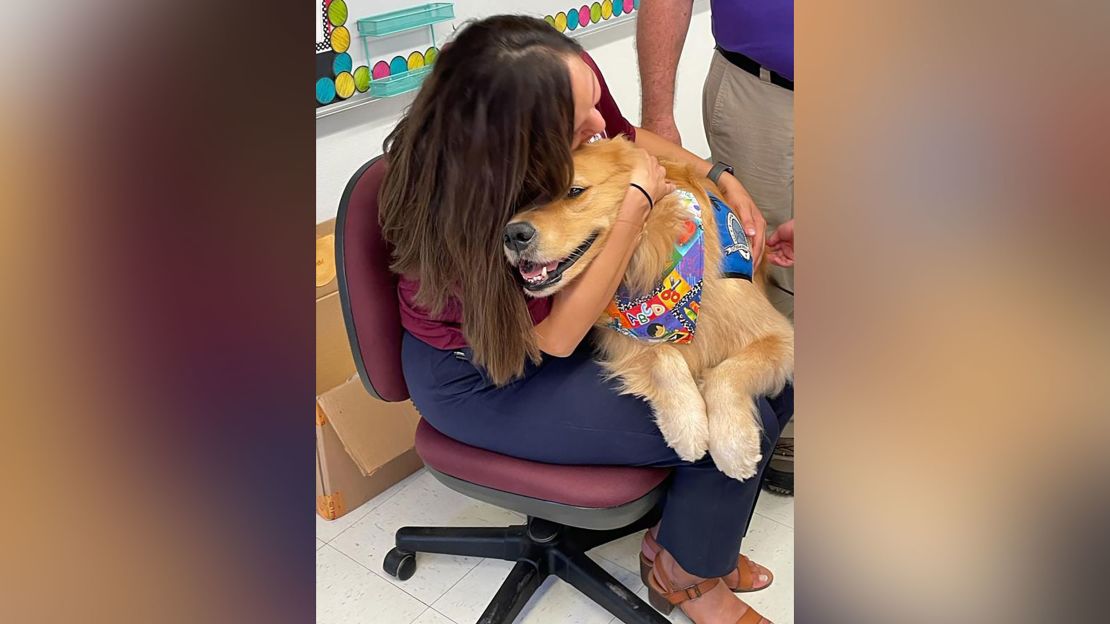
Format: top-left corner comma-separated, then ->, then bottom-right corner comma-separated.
401,332 -> 793,577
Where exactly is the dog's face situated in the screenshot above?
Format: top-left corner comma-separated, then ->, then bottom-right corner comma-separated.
504,138 -> 637,298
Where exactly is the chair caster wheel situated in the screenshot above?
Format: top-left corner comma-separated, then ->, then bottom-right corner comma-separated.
383,547 -> 416,581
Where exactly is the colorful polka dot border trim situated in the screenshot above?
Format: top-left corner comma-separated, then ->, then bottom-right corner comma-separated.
315,0 -> 439,106
545,1 -> 637,34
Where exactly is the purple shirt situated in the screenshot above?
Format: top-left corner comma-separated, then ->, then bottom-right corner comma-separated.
711,0 -> 794,80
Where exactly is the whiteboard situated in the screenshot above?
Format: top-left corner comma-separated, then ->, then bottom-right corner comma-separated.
315,0 -> 641,110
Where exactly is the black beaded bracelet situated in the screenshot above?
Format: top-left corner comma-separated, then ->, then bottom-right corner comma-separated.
629,183 -> 653,210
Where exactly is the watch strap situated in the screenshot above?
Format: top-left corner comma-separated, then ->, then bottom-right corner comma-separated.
707,161 -> 734,185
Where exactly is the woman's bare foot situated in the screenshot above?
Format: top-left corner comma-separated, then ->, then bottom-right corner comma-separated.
656,549 -> 769,624
723,555 -> 772,591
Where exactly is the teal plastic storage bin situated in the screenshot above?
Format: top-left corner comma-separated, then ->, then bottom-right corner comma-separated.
356,3 -> 455,37
368,65 -> 434,97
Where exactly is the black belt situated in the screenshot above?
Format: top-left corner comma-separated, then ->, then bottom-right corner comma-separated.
716,46 -> 793,91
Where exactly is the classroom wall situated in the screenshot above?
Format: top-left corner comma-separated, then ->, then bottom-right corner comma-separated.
315,2 -> 714,223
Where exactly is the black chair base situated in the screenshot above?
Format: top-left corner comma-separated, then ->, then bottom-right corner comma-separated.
383,508 -> 669,624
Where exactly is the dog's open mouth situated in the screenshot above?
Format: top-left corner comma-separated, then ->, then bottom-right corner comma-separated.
517,232 -> 599,292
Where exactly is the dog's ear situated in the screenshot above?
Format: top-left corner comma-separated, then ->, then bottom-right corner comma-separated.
591,136 -> 639,178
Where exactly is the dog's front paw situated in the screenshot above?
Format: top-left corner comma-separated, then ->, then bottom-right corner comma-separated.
707,397 -> 763,481
653,402 -> 709,463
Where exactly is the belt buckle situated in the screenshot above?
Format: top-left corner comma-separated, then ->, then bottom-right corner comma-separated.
759,66 -> 773,83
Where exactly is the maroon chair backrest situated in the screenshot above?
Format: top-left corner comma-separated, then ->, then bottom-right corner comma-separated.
335,156 -> 410,402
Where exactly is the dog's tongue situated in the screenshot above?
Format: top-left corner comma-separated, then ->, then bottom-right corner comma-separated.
520,260 -> 559,280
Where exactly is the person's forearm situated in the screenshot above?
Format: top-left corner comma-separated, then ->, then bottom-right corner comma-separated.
635,127 -> 714,177
637,0 -> 694,127
534,198 -> 646,356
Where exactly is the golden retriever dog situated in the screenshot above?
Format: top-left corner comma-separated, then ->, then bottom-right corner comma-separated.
503,138 -> 794,480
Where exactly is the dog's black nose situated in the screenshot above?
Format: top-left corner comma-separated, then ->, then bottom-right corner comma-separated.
503,222 -> 537,253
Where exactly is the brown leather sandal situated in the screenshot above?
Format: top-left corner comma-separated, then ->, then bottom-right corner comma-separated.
640,530 -> 774,592
645,558 -> 772,624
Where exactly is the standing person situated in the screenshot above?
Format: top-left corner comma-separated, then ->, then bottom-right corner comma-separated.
637,0 -> 796,496
382,15 -> 789,623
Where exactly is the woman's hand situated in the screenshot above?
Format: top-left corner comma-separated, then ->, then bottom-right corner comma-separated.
766,218 -> 794,267
716,174 -> 767,268
622,148 -> 676,224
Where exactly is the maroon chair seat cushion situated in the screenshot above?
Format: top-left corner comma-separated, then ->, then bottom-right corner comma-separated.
415,420 -> 670,509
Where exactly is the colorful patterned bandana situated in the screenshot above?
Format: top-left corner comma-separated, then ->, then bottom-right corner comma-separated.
602,189 -> 752,344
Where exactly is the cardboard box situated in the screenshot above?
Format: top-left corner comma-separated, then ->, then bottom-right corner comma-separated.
315,378 -> 424,520
315,218 -> 423,521
316,291 -> 357,395
317,218 -> 358,395
316,219 -> 338,299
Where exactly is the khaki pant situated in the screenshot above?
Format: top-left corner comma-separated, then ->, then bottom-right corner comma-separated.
703,50 -> 795,442
702,50 -> 794,320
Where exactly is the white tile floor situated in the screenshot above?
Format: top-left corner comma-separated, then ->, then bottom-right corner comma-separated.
317,468 -> 794,624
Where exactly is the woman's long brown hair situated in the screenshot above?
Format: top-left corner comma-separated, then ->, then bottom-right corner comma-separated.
379,16 -> 584,385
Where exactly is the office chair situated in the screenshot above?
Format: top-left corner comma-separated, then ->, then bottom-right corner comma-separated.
335,155 -> 673,623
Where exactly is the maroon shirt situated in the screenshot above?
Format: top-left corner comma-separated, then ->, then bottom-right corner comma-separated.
398,51 -> 635,350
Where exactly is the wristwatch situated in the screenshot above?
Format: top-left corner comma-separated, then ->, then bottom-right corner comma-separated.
707,161 -> 735,185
